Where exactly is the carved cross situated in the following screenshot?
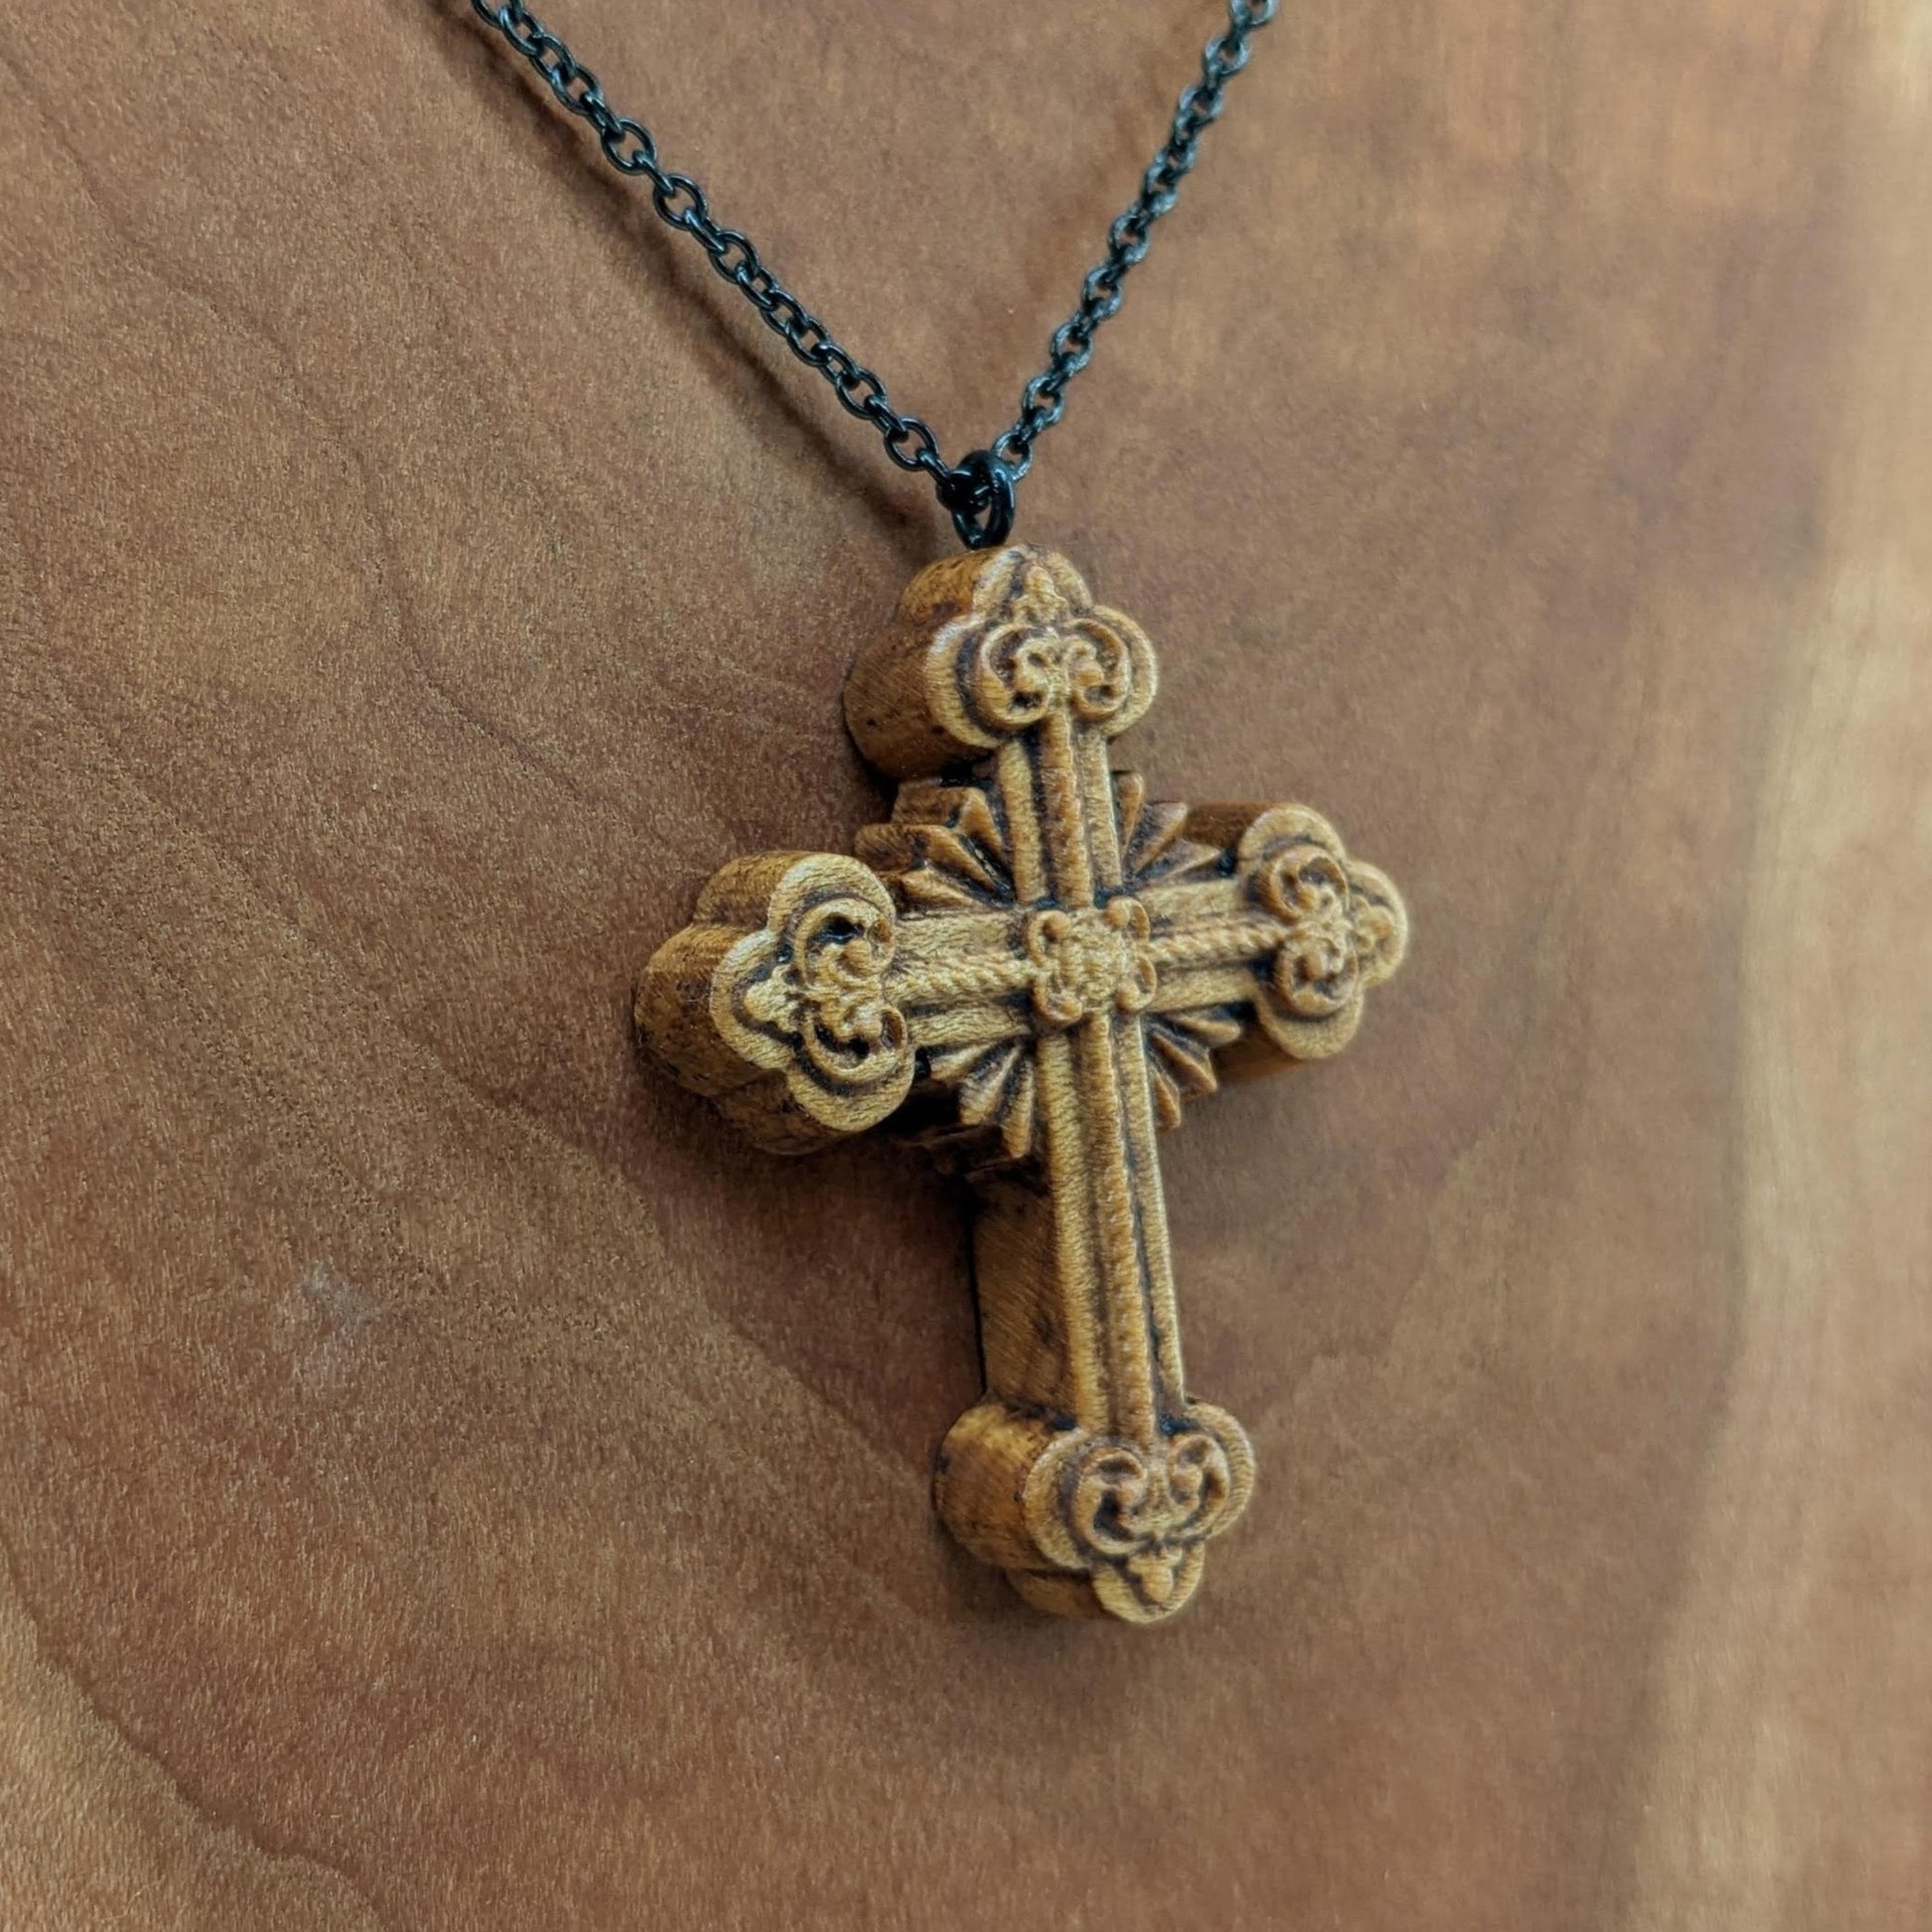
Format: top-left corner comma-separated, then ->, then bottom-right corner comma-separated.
638,548 -> 1407,1623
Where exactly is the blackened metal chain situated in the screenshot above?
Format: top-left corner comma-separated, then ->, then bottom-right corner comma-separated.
467,0 -> 1279,546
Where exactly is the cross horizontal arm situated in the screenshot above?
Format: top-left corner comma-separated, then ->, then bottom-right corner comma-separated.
1137,802 -> 1409,1073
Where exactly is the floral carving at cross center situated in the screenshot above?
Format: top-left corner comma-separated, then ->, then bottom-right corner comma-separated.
1026,899 -> 1157,1027
639,548 -> 1408,1622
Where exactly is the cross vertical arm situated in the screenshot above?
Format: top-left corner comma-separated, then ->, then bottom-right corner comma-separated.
846,549 -> 1260,1620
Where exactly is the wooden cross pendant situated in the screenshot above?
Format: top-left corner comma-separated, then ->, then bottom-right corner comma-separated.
638,548 -> 1408,1622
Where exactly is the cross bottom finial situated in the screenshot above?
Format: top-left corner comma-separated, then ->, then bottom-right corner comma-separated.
638,548 -> 1408,1622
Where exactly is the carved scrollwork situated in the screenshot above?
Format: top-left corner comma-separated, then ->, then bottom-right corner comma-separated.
970,618 -> 1136,732
1025,1406 -> 1256,1622
1239,805 -> 1410,1061
928,548 -> 1157,748
710,856 -> 914,1134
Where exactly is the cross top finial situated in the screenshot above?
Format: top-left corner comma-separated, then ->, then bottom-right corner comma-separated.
639,547 -> 1407,1621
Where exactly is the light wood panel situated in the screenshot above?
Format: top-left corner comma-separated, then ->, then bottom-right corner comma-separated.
1,1 -> 1926,1926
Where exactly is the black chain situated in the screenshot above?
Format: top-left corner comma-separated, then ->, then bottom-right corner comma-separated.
466,0 -> 1278,547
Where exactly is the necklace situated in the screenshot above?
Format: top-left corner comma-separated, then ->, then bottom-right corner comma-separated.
472,1 -> 1410,1623
470,0 -> 1280,545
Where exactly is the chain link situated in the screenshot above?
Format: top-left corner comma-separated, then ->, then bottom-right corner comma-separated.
467,0 -> 1277,546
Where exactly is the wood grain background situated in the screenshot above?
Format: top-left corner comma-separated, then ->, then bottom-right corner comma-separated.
2,1 -> 1927,1926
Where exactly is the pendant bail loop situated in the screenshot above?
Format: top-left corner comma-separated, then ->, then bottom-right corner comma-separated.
936,450 -> 1018,551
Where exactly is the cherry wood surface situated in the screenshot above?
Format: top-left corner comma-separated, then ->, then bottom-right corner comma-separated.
2,2 -> 1927,1927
